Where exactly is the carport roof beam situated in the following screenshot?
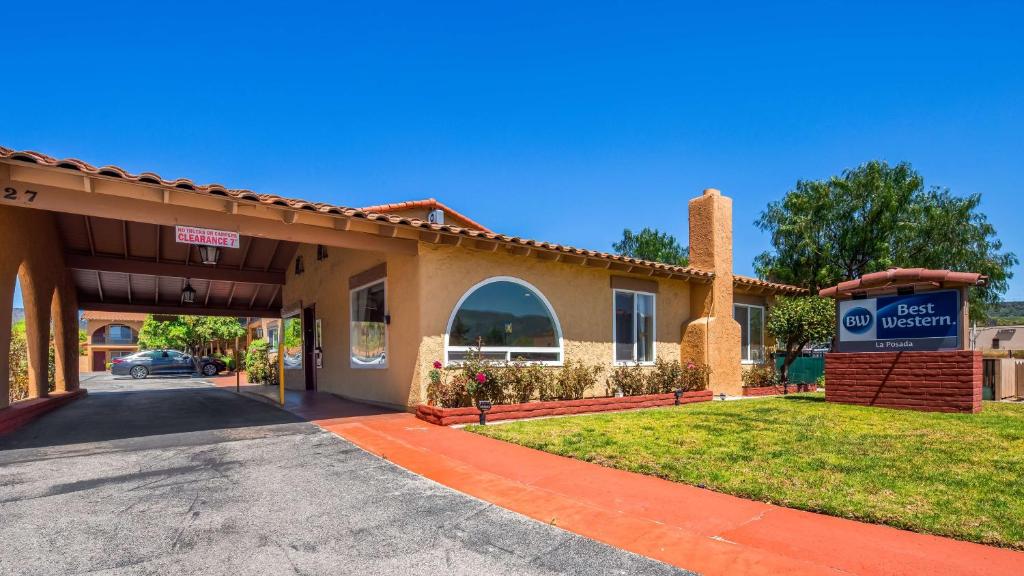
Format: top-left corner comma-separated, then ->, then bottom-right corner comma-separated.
66,253 -> 285,285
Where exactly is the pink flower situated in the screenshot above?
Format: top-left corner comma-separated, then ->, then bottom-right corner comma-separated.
475,372 -> 487,384
687,363 -> 695,369
433,360 -> 443,369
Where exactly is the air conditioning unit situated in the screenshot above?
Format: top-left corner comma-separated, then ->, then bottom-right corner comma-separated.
427,209 -> 445,225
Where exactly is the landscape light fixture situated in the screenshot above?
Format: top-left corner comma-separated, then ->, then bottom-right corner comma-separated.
197,245 -> 221,265
181,280 -> 197,304
477,400 -> 492,425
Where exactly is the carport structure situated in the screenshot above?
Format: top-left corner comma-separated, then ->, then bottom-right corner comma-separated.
0,147 -> 419,408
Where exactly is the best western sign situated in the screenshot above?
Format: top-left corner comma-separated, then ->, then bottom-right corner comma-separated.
174,225 -> 240,248
837,290 -> 960,352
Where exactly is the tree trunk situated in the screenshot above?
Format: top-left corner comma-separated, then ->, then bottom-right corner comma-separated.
780,340 -> 809,385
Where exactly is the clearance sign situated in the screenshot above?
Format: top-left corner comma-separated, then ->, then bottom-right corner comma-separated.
838,290 -> 960,352
174,225 -> 240,249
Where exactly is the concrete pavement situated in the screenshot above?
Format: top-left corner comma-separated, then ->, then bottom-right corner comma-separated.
0,376 -> 690,575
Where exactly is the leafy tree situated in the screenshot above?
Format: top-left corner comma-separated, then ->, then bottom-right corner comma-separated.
79,328 -> 88,356
756,161 -> 1017,319
613,228 -> 689,266
765,296 -> 835,384
137,315 -> 245,355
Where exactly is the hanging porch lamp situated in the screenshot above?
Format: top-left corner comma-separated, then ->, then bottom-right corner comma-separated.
181,280 -> 197,304
197,244 -> 221,265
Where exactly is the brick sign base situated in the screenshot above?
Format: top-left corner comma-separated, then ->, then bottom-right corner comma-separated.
825,350 -> 981,413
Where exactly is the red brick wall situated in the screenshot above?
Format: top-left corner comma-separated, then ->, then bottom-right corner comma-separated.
825,350 -> 981,413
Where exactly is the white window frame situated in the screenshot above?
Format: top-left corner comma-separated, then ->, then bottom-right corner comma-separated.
734,303 -> 766,364
350,278 -> 388,370
612,289 -> 657,365
444,276 -> 564,366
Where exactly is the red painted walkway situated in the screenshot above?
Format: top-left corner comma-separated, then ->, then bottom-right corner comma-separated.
224,383 -> 1024,576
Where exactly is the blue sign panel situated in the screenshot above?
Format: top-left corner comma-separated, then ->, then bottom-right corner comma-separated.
837,290 -> 960,352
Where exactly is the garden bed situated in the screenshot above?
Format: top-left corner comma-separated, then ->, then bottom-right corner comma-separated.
742,383 -> 818,397
417,390 -> 713,426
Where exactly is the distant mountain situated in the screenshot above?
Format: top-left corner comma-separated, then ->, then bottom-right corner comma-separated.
987,301 -> 1024,326
990,301 -> 1024,317
11,308 -> 24,324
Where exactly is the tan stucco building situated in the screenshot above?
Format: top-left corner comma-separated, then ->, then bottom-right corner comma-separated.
278,189 -> 802,407
0,146 -> 801,411
82,311 -> 145,371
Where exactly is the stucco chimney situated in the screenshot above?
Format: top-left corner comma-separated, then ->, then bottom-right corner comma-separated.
681,188 -> 742,394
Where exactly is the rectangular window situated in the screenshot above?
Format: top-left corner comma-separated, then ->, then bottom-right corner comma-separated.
351,279 -> 387,368
734,304 -> 765,363
614,290 -> 656,364
107,325 -> 134,344
268,326 -> 279,349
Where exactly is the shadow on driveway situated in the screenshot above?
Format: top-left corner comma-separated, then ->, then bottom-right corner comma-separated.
0,382 -> 305,451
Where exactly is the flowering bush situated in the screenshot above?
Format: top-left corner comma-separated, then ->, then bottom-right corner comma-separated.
647,358 -> 683,394
544,359 -> 603,401
425,353 -> 706,408
607,363 -> 647,397
244,339 -> 277,385
680,360 -> 712,391
741,362 -> 779,388
499,358 -> 549,404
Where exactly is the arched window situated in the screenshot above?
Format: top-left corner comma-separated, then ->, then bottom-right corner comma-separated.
445,277 -> 563,365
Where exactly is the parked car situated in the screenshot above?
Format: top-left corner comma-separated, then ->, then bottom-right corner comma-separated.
110,350 -> 227,379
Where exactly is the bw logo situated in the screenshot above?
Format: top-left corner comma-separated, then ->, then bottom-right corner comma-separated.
843,306 -> 873,334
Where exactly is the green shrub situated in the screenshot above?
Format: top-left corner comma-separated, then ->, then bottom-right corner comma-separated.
454,348 -> 504,404
680,360 -> 712,391
647,358 -> 683,394
608,363 -> 647,396
427,346 -> 503,407
216,353 -> 236,371
500,358 -> 550,404
244,339 -> 276,385
550,359 -> 603,400
742,363 -> 779,388
427,362 -> 472,408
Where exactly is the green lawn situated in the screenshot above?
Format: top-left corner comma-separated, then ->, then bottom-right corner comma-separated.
468,393 -> 1024,549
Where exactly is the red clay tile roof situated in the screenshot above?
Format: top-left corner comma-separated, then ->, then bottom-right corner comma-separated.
734,275 -> 807,295
818,268 -> 988,298
359,198 -> 493,233
1,146 -> 721,281
81,311 -> 149,322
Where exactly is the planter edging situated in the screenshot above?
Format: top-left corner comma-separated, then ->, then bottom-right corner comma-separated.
417,390 -> 713,426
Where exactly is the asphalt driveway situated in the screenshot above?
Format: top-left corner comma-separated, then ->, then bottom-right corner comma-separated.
0,375 -> 690,575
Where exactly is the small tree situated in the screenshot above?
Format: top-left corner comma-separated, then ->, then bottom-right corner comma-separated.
137,315 -> 245,356
765,296 -> 835,384
613,228 -> 689,266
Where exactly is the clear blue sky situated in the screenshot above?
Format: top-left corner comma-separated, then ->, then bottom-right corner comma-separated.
5,1 -> 1023,309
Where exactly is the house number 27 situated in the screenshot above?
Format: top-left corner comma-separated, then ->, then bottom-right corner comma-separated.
2,187 -> 38,202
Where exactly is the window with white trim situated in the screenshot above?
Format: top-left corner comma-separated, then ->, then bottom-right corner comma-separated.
446,277 -> 562,364
350,279 -> 387,368
734,304 -> 765,363
613,290 -> 656,364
